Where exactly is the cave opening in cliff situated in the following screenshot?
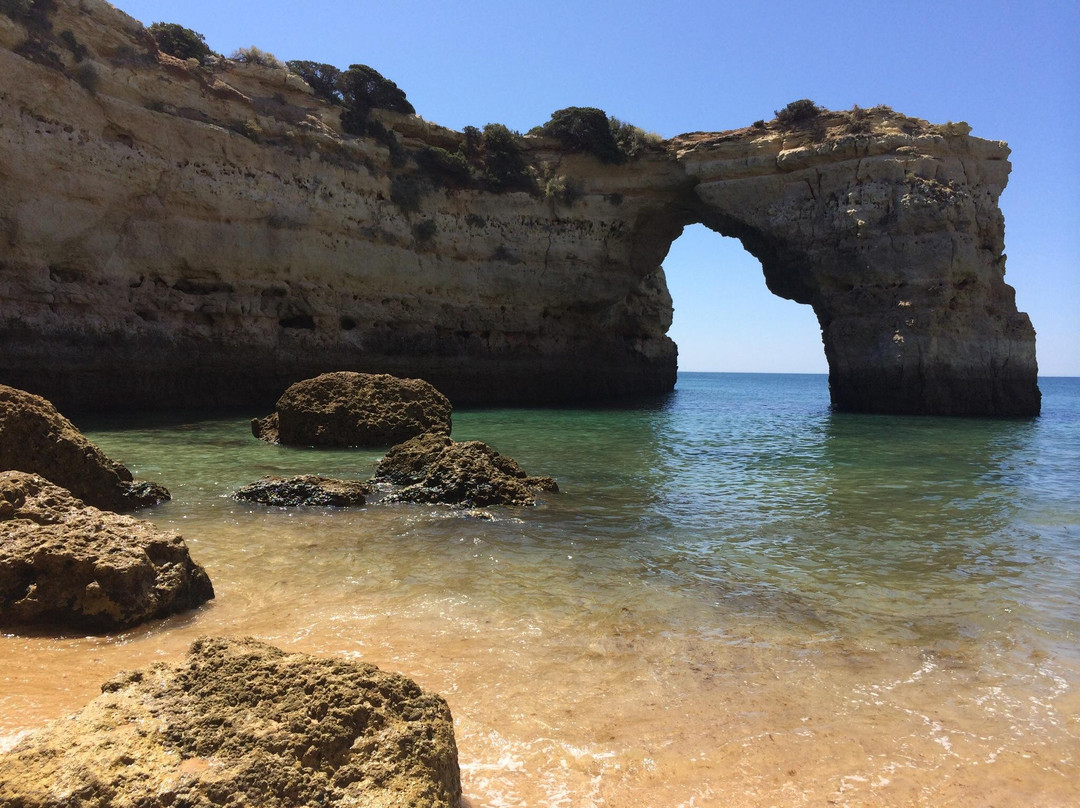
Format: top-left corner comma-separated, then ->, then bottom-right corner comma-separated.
663,224 -> 827,374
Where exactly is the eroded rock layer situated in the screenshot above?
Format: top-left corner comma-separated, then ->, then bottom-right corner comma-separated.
0,0 -> 1039,414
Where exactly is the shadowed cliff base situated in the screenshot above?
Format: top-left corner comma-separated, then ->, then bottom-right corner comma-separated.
0,0 -> 1039,415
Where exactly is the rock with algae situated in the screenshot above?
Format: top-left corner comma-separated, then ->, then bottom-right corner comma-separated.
252,372 -> 452,447
0,471 -> 212,632
0,384 -> 169,512
0,636 -> 462,808
375,433 -> 558,507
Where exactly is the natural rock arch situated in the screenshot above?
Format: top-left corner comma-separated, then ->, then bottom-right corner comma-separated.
628,120 -> 1040,415
0,0 -> 1040,416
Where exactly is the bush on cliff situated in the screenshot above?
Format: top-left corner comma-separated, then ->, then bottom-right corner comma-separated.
416,146 -> 472,188
479,123 -> 533,192
533,107 -> 624,164
286,60 -> 342,104
774,98 -> 825,126
149,22 -> 212,63
609,117 -> 663,158
340,63 -> 415,116
230,45 -> 283,69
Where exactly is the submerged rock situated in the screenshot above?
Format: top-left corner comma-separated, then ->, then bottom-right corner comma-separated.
375,435 -> 558,507
234,475 -> 369,507
0,636 -> 461,808
0,471 -> 212,632
0,384 -> 169,512
253,372 -> 452,447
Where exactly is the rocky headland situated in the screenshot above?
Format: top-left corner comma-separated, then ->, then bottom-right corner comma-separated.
0,0 -> 1039,415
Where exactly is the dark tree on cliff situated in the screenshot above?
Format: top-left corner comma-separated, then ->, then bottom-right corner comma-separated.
149,22 -> 211,63
339,64 -> 415,115
534,107 -> 624,164
479,123 -> 533,192
286,60 -> 342,104
774,99 -> 826,126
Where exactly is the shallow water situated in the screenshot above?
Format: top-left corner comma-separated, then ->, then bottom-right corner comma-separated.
2,373 -> 1078,806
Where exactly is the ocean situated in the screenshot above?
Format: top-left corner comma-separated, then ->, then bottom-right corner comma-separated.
2,372 -> 1077,806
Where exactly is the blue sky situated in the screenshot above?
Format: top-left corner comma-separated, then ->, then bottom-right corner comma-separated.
117,0 -> 1079,375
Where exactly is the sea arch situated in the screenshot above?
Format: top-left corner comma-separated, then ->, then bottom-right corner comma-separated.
626,126 -> 1042,416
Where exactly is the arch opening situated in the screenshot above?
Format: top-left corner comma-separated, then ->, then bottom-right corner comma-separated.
662,224 -> 827,375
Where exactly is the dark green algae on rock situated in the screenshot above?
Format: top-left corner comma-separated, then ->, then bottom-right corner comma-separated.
233,475 -> 369,507
0,636 -> 461,808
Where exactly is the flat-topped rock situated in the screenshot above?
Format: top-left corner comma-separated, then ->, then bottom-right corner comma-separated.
253,372 -> 452,447
0,471 -> 212,632
0,384 -> 169,512
234,474 -> 369,507
0,636 -> 461,808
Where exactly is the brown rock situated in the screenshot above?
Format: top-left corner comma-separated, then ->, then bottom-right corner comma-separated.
0,471 -> 212,632
253,372 -> 452,447
375,435 -> 558,507
0,384 -> 169,512
234,475 -> 369,507
0,636 -> 461,808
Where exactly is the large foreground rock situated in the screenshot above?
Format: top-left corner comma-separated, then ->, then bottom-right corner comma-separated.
376,434 -> 558,507
234,475 -> 369,507
253,372 -> 452,447
0,384 -> 169,512
0,471 -> 212,632
0,636 -> 461,808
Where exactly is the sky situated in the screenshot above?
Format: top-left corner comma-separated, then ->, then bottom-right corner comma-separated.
116,0 -> 1079,376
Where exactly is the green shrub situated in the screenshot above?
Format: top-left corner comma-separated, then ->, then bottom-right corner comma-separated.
608,117 -> 662,159
413,218 -> 437,242
533,107 -> 623,164
774,99 -> 825,126
416,146 -> 472,188
390,174 -> 424,213
462,125 -> 482,159
149,22 -> 211,63
480,123 -> 533,192
286,60 -> 341,104
340,64 -> 414,115
231,45 -> 283,69
58,29 -> 87,62
74,61 -> 98,93
542,172 -> 581,206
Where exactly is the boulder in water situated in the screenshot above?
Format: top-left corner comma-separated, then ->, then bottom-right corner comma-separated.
252,372 -> 452,447
375,435 -> 558,507
0,471 -> 212,632
0,384 -> 169,512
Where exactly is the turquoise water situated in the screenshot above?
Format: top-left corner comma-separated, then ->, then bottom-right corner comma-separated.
2,373 -> 1078,806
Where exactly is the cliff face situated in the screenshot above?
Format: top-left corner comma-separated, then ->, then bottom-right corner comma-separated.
0,0 -> 1040,415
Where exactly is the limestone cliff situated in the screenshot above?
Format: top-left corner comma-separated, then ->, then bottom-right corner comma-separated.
0,0 -> 1040,415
